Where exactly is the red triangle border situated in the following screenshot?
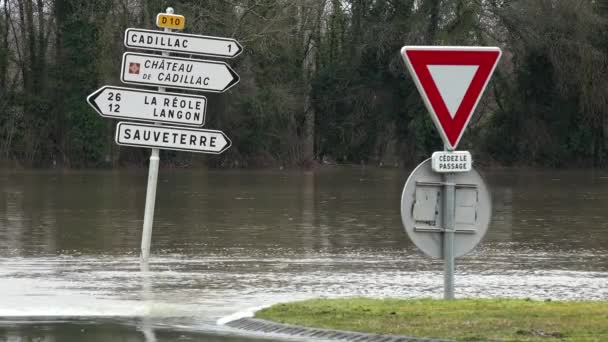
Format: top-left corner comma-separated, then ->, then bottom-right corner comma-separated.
401,47 -> 501,149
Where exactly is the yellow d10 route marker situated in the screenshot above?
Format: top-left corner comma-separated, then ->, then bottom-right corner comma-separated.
156,13 -> 185,30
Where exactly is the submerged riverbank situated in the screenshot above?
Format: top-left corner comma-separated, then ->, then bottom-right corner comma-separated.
255,298 -> 608,342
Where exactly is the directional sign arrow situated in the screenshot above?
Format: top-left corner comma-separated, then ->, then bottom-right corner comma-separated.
121,52 -> 239,93
125,28 -> 243,58
401,46 -> 501,150
87,86 -> 207,127
115,122 -> 231,154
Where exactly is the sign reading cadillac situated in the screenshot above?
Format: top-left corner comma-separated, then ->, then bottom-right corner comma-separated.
125,28 -> 243,58
121,52 -> 239,93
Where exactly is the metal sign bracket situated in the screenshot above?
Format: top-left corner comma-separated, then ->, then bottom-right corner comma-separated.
414,227 -> 476,234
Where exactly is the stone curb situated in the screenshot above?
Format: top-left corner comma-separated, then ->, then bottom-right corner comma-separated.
225,317 -> 459,342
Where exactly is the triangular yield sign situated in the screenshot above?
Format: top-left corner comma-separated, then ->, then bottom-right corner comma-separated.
401,46 -> 501,150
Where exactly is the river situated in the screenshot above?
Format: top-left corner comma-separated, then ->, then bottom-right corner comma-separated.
0,167 -> 606,341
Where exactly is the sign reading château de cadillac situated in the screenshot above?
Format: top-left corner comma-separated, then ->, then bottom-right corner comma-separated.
115,122 -> 231,154
125,28 -> 243,58
87,86 -> 207,126
121,52 -> 239,93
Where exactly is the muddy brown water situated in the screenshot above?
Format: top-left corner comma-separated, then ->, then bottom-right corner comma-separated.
0,167 -> 606,341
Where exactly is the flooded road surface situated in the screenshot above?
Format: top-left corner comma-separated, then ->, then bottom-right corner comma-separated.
0,167 -> 607,340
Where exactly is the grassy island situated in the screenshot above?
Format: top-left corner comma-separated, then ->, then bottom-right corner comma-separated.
255,298 -> 608,341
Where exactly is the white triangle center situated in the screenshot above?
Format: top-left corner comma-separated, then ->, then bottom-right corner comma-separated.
427,65 -> 479,118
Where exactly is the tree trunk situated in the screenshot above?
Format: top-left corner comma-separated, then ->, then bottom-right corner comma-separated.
426,0 -> 441,44
0,1 -> 8,92
301,0 -> 328,165
36,0 -> 46,92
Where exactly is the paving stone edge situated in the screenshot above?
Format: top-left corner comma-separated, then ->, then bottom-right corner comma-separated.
225,317 -> 460,342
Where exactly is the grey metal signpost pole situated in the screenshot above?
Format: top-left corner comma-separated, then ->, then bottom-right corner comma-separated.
141,7 -> 174,264
443,145 -> 456,299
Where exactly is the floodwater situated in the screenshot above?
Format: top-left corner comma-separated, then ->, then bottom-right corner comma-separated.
0,167 -> 607,341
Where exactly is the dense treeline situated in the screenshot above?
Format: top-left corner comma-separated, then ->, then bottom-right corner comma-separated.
0,0 -> 607,168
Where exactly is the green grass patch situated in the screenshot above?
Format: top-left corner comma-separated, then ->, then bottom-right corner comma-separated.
255,298 -> 608,341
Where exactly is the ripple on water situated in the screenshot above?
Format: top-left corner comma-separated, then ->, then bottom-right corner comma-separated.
0,248 -> 606,327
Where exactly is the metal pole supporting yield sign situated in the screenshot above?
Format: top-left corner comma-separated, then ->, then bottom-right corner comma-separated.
443,146 -> 456,299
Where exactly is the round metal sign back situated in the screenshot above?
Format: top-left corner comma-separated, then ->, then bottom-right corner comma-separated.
401,158 -> 492,258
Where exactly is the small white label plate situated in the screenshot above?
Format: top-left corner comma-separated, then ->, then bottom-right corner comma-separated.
431,151 -> 472,173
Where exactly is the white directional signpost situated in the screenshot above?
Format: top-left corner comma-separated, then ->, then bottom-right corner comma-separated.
87,7 -> 241,265
400,46 -> 501,299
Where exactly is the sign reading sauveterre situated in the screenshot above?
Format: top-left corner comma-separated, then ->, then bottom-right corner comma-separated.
87,86 -> 206,126
125,28 -> 243,58
116,122 -> 231,154
431,151 -> 472,173
121,52 -> 239,93
156,13 -> 185,30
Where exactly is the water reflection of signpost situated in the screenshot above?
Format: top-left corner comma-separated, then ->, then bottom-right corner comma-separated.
301,172 -> 317,250
400,46 -> 501,299
139,261 -> 156,342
